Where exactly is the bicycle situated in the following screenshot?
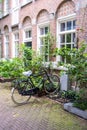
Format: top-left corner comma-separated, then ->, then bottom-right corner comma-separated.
11,68 -> 60,105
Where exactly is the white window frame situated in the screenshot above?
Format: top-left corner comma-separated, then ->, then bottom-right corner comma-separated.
12,9 -> 19,25
23,27 -> 32,47
4,35 -> 9,59
0,41 -> 2,58
0,2 -> 2,18
13,32 -> 19,57
37,22 -> 50,62
4,0 -> 9,16
12,0 -> 19,8
56,13 -> 76,63
22,0 -> 33,6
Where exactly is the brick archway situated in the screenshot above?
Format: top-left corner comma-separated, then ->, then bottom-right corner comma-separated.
37,9 -> 50,23
22,16 -> 31,27
56,0 -> 75,18
4,25 -> 9,33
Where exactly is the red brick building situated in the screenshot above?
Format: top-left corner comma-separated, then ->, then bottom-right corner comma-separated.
0,0 -> 87,63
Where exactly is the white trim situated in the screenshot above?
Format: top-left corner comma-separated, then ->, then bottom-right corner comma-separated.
23,26 -> 32,30
4,35 -> 9,58
0,41 -> 2,58
11,0 -> 19,10
37,21 -> 50,28
4,0 -> 9,16
43,62 -> 68,71
12,31 -> 19,57
22,0 -> 33,6
59,30 -> 76,34
58,13 -> 76,22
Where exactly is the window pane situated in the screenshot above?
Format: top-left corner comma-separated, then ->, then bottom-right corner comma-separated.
25,30 -> 31,38
40,38 -> 44,45
40,28 -> 44,35
6,35 -> 9,41
73,33 -> 76,42
66,34 -> 71,43
45,55 -> 48,62
5,0 -> 9,11
45,27 -> 49,34
40,46 -> 43,53
66,44 -> 71,49
61,23 -> 65,31
45,46 -> 49,54
29,30 -> 31,37
66,56 -> 71,63
15,41 -> 19,57
25,42 -> 32,47
61,45 -> 65,48
67,21 -> 71,30
15,33 -> 19,40
73,20 -> 76,29
0,43 -> 1,58
60,34 -> 65,43
39,26 -> 49,62
25,31 -> 28,38
6,42 -> 9,58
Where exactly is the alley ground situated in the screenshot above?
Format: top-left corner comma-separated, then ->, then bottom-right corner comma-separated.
0,83 -> 87,130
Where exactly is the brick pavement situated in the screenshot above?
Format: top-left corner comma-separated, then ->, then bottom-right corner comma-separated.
0,83 -> 87,130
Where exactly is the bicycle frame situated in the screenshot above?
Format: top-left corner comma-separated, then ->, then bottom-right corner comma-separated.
26,69 -> 49,89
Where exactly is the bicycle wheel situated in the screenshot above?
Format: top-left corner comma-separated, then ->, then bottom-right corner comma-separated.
44,74 -> 60,94
11,81 -> 32,105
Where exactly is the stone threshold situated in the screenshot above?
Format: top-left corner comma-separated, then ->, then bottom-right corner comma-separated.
64,102 -> 87,120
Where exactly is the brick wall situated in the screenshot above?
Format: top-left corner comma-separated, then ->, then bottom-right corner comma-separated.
0,0 -> 87,58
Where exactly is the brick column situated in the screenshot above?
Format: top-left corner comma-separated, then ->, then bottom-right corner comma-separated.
9,32 -> 13,58
19,23 -> 24,46
49,13 -> 56,37
2,34 -> 5,58
32,18 -> 37,51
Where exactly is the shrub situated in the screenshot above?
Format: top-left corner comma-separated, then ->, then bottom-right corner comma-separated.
0,58 -> 24,78
73,88 -> 87,110
60,90 -> 76,101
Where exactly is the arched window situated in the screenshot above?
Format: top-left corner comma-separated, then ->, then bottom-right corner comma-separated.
37,9 -> 50,62
56,1 -> 76,63
22,16 -> 32,48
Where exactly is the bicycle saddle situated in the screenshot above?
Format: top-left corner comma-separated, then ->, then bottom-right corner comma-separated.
22,70 -> 32,77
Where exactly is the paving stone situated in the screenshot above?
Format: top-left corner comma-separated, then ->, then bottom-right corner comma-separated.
0,84 -> 87,130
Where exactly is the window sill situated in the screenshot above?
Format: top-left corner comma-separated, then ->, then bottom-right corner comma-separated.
21,0 -> 33,8
2,13 -> 9,18
44,62 -> 68,71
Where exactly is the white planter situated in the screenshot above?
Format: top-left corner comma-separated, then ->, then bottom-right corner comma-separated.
60,74 -> 69,91
64,102 -> 87,120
